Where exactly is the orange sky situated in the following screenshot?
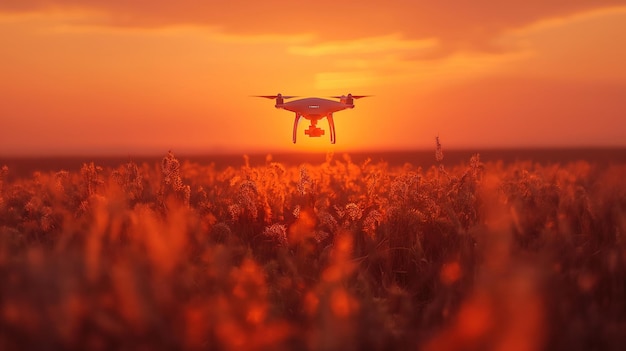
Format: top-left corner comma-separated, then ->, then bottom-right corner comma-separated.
1,1 -> 625,155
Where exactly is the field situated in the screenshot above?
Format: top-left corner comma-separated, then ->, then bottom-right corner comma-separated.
1,150 -> 625,350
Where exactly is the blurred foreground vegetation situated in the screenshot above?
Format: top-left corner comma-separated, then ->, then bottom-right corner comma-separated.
0,151 -> 625,350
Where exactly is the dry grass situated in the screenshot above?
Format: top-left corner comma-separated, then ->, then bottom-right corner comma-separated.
0,151 -> 625,350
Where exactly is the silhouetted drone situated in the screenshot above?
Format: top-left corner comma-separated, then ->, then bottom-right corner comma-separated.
254,93 -> 370,144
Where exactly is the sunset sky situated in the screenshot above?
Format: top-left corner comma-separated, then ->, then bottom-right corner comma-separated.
1,1 -> 625,156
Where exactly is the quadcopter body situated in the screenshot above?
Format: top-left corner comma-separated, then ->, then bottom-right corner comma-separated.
255,93 -> 369,144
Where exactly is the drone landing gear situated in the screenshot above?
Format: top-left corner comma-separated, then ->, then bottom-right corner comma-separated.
292,114 -> 301,144
327,114 -> 336,144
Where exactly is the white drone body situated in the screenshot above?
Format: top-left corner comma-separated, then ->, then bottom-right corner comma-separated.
255,93 -> 369,144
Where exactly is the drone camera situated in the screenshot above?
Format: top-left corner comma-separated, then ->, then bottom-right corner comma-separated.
305,126 -> 325,137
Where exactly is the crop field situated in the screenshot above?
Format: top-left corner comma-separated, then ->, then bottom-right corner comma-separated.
0,151 -> 625,350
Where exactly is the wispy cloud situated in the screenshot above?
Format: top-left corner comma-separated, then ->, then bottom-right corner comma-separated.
2,0 -> 624,56
288,34 -> 438,57
313,50 -> 529,91
509,5 -> 626,35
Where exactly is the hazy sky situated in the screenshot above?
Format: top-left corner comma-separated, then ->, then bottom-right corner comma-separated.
1,1 -> 625,155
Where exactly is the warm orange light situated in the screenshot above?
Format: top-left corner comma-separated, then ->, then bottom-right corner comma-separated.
1,5 -> 625,155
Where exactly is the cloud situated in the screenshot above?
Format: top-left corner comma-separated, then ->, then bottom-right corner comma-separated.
499,6 -> 626,81
2,0 -> 624,54
509,5 -> 626,35
288,34 -> 438,57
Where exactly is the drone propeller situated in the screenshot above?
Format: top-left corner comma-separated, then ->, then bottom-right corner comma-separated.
252,95 -> 299,99
329,94 -> 371,99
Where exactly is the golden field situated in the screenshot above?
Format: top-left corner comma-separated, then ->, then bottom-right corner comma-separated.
1,151 -> 625,350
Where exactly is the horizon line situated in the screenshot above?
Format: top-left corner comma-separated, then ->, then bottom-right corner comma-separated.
2,145 -> 626,159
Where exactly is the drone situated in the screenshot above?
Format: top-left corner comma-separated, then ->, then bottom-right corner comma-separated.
254,93 -> 369,144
